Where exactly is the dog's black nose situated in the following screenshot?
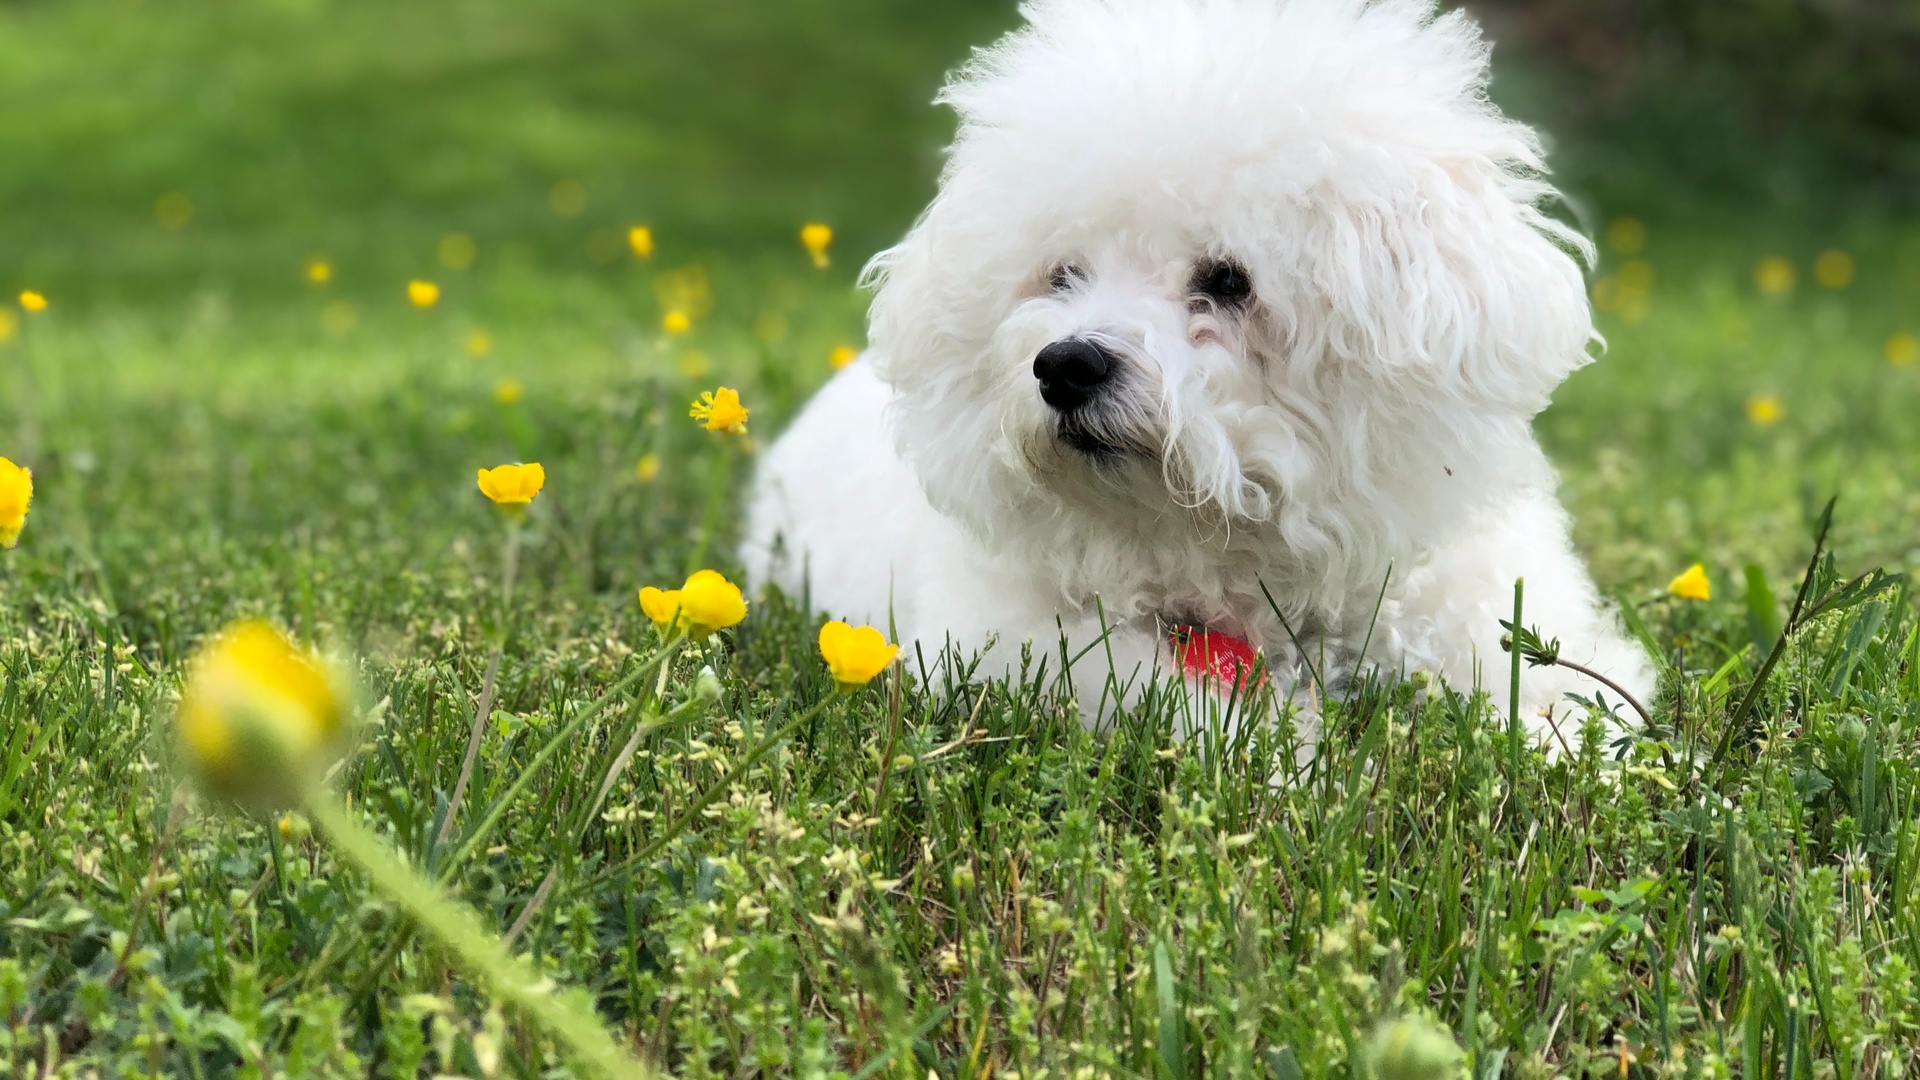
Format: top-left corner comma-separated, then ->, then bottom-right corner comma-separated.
1032,339 -> 1115,412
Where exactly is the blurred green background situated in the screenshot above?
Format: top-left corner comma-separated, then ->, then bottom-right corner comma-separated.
2,0 -> 1919,588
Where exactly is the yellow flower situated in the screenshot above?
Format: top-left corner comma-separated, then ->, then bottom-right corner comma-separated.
818,621 -> 899,690
638,586 -> 682,633
550,179 -> 588,218
19,291 -> 47,313
439,232 -> 478,271
830,345 -> 859,370
476,463 -> 545,516
800,223 -> 833,269
175,621 -> 349,807
321,301 -> 357,335
677,350 -> 710,379
408,280 -> 440,308
640,570 -> 746,639
1813,250 -> 1854,290
754,312 -> 789,343
277,812 -> 310,841
494,378 -> 524,405
0,458 -> 32,549
1668,563 -> 1711,602
305,258 -> 333,285
465,330 -> 493,358
635,453 -> 661,484
1887,333 -> 1920,368
663,309 -> 692,335
690,387 -> 749,434
1606,217 -> 1647,255
1746,394 -> 1783,427
155,191 -> 193,229
1754,257 -> 1795,298
628,226 -> 655,259
678,570 -> 747,637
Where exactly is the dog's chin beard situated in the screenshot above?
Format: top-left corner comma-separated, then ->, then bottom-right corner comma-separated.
1055,413 -> 1134,462
1050,408 -> 1159,465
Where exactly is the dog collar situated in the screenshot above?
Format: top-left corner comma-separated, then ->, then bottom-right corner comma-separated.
1168,625 -> 1261,687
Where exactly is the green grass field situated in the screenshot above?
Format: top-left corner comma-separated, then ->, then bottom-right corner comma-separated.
7,1 -> 1920,1077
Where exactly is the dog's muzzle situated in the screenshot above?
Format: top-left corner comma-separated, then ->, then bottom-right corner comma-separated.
1032,338 -> 1116,413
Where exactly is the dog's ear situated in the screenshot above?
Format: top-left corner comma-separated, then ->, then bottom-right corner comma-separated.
1299,155 -> 1598,416
860,204 -> 1023,528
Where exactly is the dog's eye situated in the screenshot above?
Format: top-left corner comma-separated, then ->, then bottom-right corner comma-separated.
1048,263 -> 1085,293
1192,258 -> 1253,306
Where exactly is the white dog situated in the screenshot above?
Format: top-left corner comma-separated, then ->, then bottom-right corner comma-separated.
743,0 -> 1654,744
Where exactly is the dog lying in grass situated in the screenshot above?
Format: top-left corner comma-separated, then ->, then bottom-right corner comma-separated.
744,0 -> 1654,744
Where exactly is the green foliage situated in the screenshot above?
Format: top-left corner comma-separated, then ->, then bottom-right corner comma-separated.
1481,0 -> 1920,214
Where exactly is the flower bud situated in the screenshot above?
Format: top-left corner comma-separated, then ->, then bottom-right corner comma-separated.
175,621 -> 351,810
693,666 -> 724,702
1369,1015 -> 1464,1080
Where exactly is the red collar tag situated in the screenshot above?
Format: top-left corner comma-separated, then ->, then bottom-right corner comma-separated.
1169,627 -> 1261,687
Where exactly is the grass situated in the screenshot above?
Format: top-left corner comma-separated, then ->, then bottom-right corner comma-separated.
7,0 -> 1920,1077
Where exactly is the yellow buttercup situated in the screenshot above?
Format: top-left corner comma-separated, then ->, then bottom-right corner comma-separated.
0,458 -> 31,549
818,621 -> 899,690
175,621 -> 349,806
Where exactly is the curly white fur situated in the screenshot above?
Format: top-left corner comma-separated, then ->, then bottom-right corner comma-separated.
743,0 -> 1654,746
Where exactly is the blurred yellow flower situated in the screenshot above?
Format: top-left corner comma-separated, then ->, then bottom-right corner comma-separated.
638,586 -> 681,633
155,191 -> 193,230
800,223 -> 833,269
663,310 -> 692,335
550,179 -> 588,218
1746,394 -> 1783,426
654,265 -> 714,320
408,280 -> 440,308
635,453 -> 661,484
476,462 -> 545,513
1668,564 -> 1711,602
690,387 -> 748,434
628,226 -> 655,259
830,345 -> 859,370
753,312 -> 790,344
0,309 -> 17,343
818,621 -> 899,690
493,379 -> 524,405
640,570 -> 746,639
276,812 -> 310,841
1813,250 -> 1855,290
677,350 -> 711,379
586,229 -> 623,265
439,232 -> 478,271
306,258 -> 333,285
175,621 -> 348,806
19,291 -> 47,313
1887,332 -> 1920,368
465,330 -> 493,358
1606,217 -> 1647,255
1754,257 -> 1795,297
322,301 -> 358,335
0,458 -> 32,549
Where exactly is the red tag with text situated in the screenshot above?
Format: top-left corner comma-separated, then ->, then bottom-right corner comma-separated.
1169,627 -> 1262,688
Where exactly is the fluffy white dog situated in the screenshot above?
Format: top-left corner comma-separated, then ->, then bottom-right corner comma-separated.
743,0 -> 1654,744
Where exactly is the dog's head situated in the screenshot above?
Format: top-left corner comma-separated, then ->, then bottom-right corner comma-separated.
866,0 -> 1595,605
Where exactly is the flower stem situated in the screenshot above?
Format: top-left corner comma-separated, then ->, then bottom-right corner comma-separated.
683,441 -> 731,577
439,521 -> 522,845
590,695 -> 834,888
304,790 -> 650,1080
